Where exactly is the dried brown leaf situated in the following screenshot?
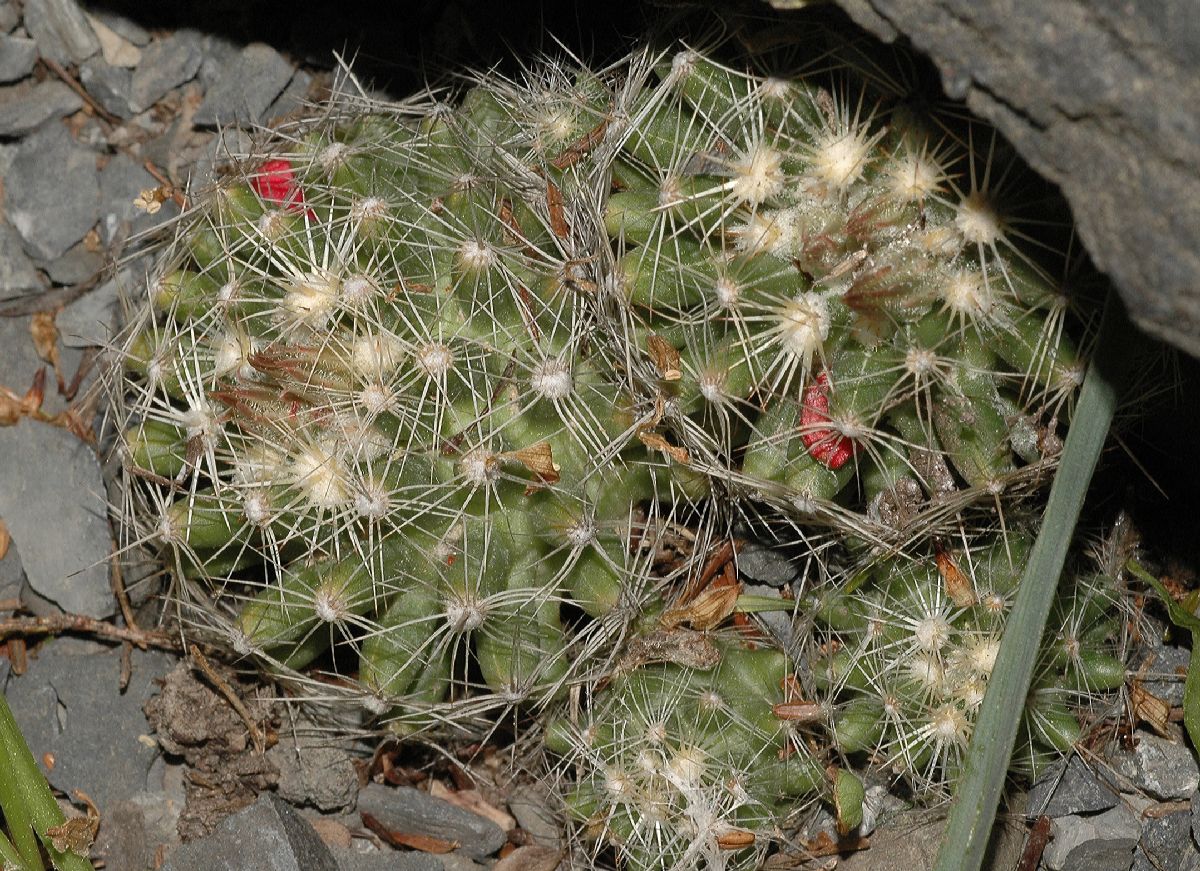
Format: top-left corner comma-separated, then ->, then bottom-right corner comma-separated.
0,519 -> 8,560
716,829 -> 756,850
1130,680 -> 1172,737
509,442 -> 560,487
360,811 -> 458,853
638,431 -> 689,465
429,781 -> 516,832
646,334 -> 682,381
546,179 -> 569,238
936,546 -> 976,608
493,845 -> 563,871
660,584 -> 739,631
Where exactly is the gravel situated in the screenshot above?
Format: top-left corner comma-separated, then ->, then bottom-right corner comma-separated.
0,79 -> 83,136
5,121 -> 100,261
0,221 -> 44,296
128,31 -> 204,113
0,33 -> 37,82
22,0 -> 98,65
1112,734 -> 1200,801
1029,755 -> 1122,817
356,783 -> 508,860
193,42 -> 293,127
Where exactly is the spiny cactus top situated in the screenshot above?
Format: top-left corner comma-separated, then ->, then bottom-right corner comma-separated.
116,32 -> 1106,871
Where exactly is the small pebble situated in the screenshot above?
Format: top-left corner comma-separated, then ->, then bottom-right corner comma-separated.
1112,733 -> 1200,800
0,34 -> 37,82
1028,755 -> 1121,817
194,42 -> 294,127
1045,800 -> 1144,870
6,122 -> 100,261
79,56 -> 135,118
22,0 -> 98,65
356,783 -> 507,860
0,79 -> 83,137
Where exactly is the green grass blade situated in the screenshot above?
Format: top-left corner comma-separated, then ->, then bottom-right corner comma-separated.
934,292 -> 1137,871
0,693 -> 96,871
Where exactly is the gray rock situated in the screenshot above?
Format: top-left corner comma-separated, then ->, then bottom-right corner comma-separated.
0,221 -> 45,296
0,80 -> 83,136
36,238 -> 102,285
267,726 -> 360,812
332,846 -> 442,871
195,33 -> 240,91
0,420 -> 113,617
98,151 -> 162,244
736,541 -> 798,584
1135,809 -> 1195,871
1139,645 -> 1191,706
6,123 -> 99,261
194,43 -> 294,128
0,531 -> 25,602
1028,755 -> 1121,817
79,57 -> 134,118
507,785 -> 562,849
190,128 -> 254,190
5,644 -> 172,810
128,32 -> 203,113
162,794 -> 338,871
265,69 -> 313,122
356,783 -> 507,860
1112,734 -> 1200,800
89,8 -> 150,46
829,0 -> 1200,358
1045,801 -> 1143,870
58,271 -> 122,347
0,1 -> 18,33
23,0 -> 98,65
1061,838 -> 1138,871
0,34 -> 37,82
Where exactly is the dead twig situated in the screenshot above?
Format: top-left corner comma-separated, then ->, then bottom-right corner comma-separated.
189,643 -> 265,754
41,56 -> 121,127
0,612 -> 179,649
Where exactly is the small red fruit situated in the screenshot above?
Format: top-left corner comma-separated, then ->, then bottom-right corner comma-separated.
800,372 -> 857,469
250,159 -> 315,219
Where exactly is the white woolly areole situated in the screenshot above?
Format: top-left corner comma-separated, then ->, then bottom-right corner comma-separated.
913,613 -> 952,652
566,517 -> 596,547
318,142 -> 349,174
955,190 -> 1004,246
351,332 -> 404,377
907,652 -> 946,693
415,342 -> 454,377
732,209 -> 792,257
458,239 -> 498,271
941,269 -> 993,320
886,151 -> 944,202
534,105 -> 577,147
905,346 -> 938,378
180,400 -> 221,443
446,596 -> 487,633
257,209 -> 291,240
242,490 -> 272,525
282,271 -> 340,328
342,273 -> 380,305
811,128 -> 873,191
714,275 -> 740,308
778,292 -> 831,362
759,76 -> 792,101
290,443 -> 350,508
530,359 -> 573,400
354,480 -> 389,519
729,144 -> 786,207
670,50 -> 699,82
313,583 -> 349,624
929,703 -> 971,748
459,448 -> 501,486
217,278 -> 240,305
358,383 -> 393,415
667,746 -> 708,789
350,196 -> 388,224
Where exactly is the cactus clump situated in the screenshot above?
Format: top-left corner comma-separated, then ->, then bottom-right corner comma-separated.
114,25 -> 1116,870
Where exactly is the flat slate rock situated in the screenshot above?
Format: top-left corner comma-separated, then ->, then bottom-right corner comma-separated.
5,643 -> 172,810
356,784 -> 507,860
1028,755 -> 1121,817
23,0 -> 98,65
58,270 -> 122,347
0,34 -> 37,83
162,794 -> 338,871
128,31 -> 203,113
1135,809 -> 1195,871
6,122 -> 99,261
0,79 -> 83,137
1111,734 -> 1200,800
830,0 -> 1200,357
36,238 -> 102,285
194,42 -> 293,127
1045,801 -> 1144,871
0,420 -> 113,617
79,56 -> 134,118
0,221 -> 44,296
332,846 -> 441,871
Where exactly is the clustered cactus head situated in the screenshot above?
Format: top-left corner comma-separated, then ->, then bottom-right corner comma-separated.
114,23 -> 1114,870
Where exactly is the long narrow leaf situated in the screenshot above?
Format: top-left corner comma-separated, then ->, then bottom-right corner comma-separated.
934,292 -> 1136,871
0,694 -> 95,871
